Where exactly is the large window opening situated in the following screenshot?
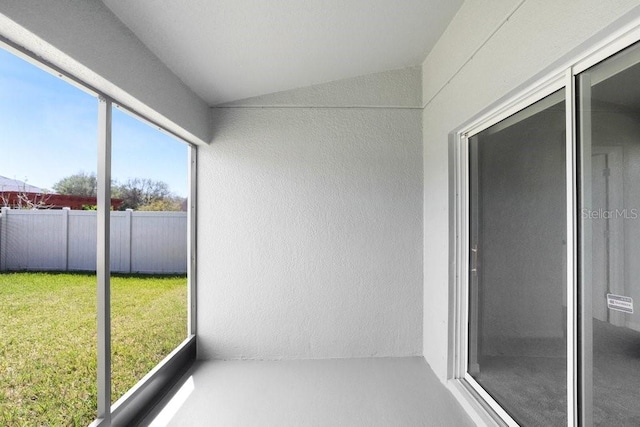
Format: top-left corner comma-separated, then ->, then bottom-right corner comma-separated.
0,42 -> 195,426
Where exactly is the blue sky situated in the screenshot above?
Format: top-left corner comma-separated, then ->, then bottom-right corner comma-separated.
0,47 -> 188,197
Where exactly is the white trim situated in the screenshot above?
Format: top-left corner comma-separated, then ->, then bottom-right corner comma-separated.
565,68 -> 578,427
464,374 -> 519,427
188,145 -> 197,336
446,379 -> 502,427
97,96 -> 113,423
464,74 -> 565,138
573,21 -> 640,76
449,132 -> 470,380
576,69 -> 594,427
460,134 -> 470,377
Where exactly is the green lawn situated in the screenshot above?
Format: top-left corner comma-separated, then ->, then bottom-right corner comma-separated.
0,272 -> 187,426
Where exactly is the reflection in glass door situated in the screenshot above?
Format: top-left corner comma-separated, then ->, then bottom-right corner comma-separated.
468,90 -> 567,426
578,41 -> 640,426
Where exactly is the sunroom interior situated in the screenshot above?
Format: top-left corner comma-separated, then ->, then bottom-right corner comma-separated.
3,1 -> 640,426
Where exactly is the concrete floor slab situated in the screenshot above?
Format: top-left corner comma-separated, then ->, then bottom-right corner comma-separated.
141,356 -> 473,427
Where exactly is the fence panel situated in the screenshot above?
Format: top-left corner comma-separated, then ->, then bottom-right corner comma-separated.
1,209 -> 67,271
68,211 -> 97,271
0,208 -> 186,274
131,212 -> 187,274
110,211 -> 130,273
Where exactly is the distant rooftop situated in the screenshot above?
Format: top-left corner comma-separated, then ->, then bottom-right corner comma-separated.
0,175 -> 45,193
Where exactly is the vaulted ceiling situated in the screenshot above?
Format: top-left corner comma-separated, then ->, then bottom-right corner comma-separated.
101,0 -> 463,106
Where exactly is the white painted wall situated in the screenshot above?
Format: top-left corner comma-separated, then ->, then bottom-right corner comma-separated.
0,0 -> 210,145
421,0 -> 640,381
198,68 -> 423,360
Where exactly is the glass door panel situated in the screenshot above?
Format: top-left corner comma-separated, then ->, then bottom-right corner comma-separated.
578,41 -> 640,426
468,90 -> 567,426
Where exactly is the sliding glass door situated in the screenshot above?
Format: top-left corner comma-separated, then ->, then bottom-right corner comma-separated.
462,39 -> 640,426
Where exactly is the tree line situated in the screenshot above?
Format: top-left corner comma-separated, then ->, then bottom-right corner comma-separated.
52,172 -> 186,211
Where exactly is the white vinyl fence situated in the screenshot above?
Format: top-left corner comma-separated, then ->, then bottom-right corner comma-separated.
0,207 -> 187,274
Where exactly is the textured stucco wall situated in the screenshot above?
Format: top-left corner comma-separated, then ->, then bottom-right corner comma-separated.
198,68 -> 423,360
421,0 -> 640,381
0,0 -> 210,144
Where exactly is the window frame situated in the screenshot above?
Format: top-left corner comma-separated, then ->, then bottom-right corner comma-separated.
448,14 -> 640,427
0,34 -> 198,427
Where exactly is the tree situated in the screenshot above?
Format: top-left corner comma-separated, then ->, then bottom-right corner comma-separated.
52,173 -> 182,211
112,178 -> 173,211
52,172 -> 97,197
137,197 -> 185,212
0,177 -> 51,209
0,189 -> 51,209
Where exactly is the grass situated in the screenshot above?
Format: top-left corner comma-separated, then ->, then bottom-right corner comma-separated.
0,272 -> 187,426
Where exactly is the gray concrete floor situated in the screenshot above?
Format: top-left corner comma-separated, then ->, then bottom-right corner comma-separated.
141,356 -> 474,427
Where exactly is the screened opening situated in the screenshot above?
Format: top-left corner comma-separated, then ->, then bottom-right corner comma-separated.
0,46 -> 99,425
0,42 -> 195,426
110,105 -> 189,405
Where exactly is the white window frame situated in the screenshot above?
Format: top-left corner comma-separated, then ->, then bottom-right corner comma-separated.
448,13 -> 640,427
0,35 -> 198,427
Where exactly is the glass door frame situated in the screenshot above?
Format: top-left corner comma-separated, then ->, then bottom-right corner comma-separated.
449,16 -> 640,427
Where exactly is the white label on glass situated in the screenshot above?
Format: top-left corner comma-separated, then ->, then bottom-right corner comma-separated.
607,294 -> 634,314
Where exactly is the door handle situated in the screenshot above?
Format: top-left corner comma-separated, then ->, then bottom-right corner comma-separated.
471,245 -> 478,274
